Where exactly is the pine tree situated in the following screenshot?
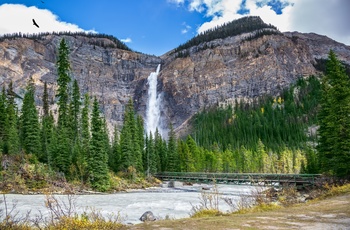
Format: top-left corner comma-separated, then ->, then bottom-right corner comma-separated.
109,125 -> 120,172
318,50 -> 350,177
0,87 -> 7,153
88,97 -> 109,191
20,78 -> 41,156
71,79 -> 81,140
119,100 -> 134,171
56,38 -> 71,127
5,82 -> 20,154
77,93 -> 90,181
41,82 -> 55,163
166,124 -> 178,172
54,38 -> 73,175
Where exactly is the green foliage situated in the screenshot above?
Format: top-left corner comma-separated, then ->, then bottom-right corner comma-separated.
119,99 -> 144,173
174,16 -> 279,56
193,76 -> 321,152
20,78 -> 41,156
0,31 -> 131,51
4,81 -> 20,155
88,97 -> 110,191
56,38 -> 71,128
317,51 -> 350,177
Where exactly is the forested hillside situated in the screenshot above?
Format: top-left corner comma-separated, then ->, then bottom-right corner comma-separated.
0,38 -> 349,192
173,16 -> 280,56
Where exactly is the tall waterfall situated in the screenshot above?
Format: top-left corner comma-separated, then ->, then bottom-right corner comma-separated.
146,64 -> 162,137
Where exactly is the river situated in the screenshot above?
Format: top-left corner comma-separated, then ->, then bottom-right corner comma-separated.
1,183 -> 259,225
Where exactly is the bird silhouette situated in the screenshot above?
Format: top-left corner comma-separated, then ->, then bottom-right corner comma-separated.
32,19 -> 40,28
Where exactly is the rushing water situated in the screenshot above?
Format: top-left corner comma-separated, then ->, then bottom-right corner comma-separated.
1,184 -> 257,224
145,64 -> 163,137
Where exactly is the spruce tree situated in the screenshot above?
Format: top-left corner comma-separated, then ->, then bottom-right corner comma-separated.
318,50 -> 350,177
20,78 -> 41,156
55,38 -> 72,175
5,82 -> 20,154
41,82 -> 55,163
166,124 -> 178,172
56,38 -> 71,127
0,87 -> 6,153
88,97 -> 110,191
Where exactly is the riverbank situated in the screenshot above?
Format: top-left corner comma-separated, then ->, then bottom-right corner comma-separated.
125,190 -> 350,229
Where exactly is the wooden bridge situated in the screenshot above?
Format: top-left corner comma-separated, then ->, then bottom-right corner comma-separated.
155,172 -> 322,188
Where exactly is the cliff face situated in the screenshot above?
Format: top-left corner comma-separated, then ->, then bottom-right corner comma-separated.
158,32 -> 350,134
0,34 -> 161,129
0,32 -> 350,136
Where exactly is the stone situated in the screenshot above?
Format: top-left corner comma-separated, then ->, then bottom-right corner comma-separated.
139,211 -> 156,222
0,31 -> 350,137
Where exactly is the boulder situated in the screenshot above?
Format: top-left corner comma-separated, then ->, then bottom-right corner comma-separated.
139,211 -> 156,222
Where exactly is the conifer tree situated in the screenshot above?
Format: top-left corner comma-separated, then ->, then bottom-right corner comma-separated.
20,78 -> 41,156
41,83 -> 55,164
0,87 -> 6,153
119,100 -> 134,171
56,38 -> 71,127
109,126 -> 120,172
55,38 -> 72,175
318,50 -> 350,177
5,82 -> 20,154
71,79 -> 81,140
88,97 -> 109,190
166,124 -> 178,172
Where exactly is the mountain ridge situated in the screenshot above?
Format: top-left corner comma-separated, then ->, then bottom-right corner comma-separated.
1,17 -> 350,136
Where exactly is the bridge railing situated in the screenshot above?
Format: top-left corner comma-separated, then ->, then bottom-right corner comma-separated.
155,172 -> 322,187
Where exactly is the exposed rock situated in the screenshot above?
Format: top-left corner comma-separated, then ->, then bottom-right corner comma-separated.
0,31 -> 350,137
0,34 -> 161,132
139,211 -> 156,222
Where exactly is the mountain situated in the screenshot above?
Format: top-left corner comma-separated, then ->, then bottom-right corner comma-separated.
1,17 -> 350,136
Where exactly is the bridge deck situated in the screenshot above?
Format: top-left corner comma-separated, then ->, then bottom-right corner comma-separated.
155,172 -> 322,187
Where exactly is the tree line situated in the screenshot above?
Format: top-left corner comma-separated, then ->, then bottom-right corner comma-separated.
0,40 -> 348,192
173,16 -> 280,56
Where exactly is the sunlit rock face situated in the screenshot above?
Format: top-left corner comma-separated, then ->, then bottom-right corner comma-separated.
0,34 -> 161,131
0,32 -> 349,136
158,32 -> 350,135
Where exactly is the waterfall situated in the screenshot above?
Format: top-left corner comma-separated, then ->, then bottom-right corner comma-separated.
146,64 -> 162,137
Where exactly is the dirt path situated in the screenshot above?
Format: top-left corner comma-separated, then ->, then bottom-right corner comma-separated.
123,193 -> 350,230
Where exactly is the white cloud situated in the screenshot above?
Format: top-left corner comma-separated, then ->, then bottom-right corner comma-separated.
170,0 -> 350,45
0,4 -> 96,36
167,0 -> 185,6
288,0 -> 350,45
121,37 -> 132,43
181,22 -> 192,34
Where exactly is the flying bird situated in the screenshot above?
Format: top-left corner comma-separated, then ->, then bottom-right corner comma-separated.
32,19 -> 40,28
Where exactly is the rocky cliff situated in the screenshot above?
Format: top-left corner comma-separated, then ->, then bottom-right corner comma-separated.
0,28 -> 350,136
158,32 -> 350,135
0,34 -> 161,130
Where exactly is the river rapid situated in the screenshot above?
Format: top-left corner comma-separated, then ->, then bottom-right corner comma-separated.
1,184 -> 259,225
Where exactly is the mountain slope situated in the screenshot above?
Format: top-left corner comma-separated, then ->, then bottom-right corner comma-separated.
0,17 -> 350,135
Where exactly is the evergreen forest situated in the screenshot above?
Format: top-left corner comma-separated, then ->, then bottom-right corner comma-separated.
0,38 -> 349,192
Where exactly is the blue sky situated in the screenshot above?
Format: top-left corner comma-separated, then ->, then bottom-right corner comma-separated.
0,0 -> 349,55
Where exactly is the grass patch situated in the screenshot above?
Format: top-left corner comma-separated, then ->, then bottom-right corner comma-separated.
191,209 -> 225,218
321,183 -> 350,198
232,202 -> 281,214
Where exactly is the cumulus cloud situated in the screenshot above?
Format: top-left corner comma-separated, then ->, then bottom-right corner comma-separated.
0,4 -> 96,36
121,37 -> 132,43
169,0 -> 349,45
288,0 -> 350,45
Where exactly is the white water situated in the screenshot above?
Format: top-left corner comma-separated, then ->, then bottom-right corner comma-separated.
146,64 -> 163,137
1,184 -> 257,225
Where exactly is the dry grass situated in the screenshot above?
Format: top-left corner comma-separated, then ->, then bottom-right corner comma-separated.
125,184 -> 350,230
